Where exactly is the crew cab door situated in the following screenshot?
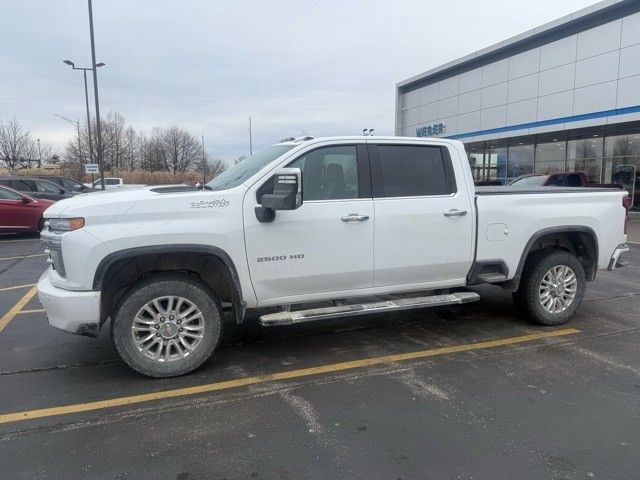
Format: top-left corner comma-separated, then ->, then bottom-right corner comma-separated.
369,142 -> 474,288
243,142 -> 374,302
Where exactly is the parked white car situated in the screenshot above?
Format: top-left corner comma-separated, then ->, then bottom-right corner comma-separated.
83,177 -> 145,190
38,136 -> 629,377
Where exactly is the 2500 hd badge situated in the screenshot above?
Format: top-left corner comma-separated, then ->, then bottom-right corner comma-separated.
257,254 -> 305,262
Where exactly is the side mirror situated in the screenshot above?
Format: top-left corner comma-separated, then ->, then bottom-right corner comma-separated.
59,188 -> 66,194
20,196 -> 31,204
256,168 -> 302,223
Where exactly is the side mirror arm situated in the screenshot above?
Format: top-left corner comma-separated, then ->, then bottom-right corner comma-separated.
255,206 -> 276,223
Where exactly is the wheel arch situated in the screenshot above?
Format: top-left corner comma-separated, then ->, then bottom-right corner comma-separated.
505,225 -> 598,291
94,244 -> 246,327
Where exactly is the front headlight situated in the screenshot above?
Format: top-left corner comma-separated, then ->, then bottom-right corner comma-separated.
46,217 -> 85,232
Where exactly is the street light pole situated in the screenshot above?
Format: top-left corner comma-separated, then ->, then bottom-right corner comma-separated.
54,114 -> 83,163
201,134 -> 207,185
82,69 -> 94,164
37,138 -> 42,168
249,116 -> 253,156
87,0 -> 104,190
62,60 -> 104,180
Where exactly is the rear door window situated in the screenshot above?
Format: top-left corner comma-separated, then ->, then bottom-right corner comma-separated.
375,145 -> 453,197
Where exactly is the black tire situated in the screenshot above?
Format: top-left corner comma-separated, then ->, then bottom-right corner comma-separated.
111,273 -> 222,377
514,249 -> 586,326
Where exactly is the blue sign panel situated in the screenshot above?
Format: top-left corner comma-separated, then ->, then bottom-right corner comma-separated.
416,123 -> 445,137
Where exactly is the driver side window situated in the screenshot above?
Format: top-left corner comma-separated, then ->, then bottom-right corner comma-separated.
289,145 -> 359,201
256,145 -> 360,203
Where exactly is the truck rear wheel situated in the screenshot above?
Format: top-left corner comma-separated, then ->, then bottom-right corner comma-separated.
111,273 -> 222,377
514,250 -> 586,326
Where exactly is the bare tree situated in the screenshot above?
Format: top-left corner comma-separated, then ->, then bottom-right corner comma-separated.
0,118 -> 35,169
208,157 -> 227,178
141,127 -> 167,171
195,154 -> 227,181
122,126 -> 138,170
162,125 -> 201,174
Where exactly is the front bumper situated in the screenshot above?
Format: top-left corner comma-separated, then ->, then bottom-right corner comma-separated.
37,269 -> 101,337
608,243 -> 630,271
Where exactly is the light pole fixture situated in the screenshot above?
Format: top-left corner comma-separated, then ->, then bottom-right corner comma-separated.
59,0 -> 106,190
54,114 -> 83,163
62,59 -> 104,185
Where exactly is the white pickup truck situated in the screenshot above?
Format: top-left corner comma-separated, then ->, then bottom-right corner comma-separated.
38,136 -> 630,377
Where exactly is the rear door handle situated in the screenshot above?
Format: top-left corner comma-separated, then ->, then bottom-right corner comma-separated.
443,209 -> 467,217
341,213 -> 370,222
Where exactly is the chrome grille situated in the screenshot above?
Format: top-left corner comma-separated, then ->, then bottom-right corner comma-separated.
40,226 -> 65,277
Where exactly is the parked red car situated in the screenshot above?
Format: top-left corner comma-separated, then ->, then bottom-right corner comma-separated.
0,185 -> 54,233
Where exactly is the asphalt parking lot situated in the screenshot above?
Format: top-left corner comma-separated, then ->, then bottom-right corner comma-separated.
0,232 -> 639,480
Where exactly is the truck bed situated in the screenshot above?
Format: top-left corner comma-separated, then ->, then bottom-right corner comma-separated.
475,186 -> 621,195
474,187 -> 627,276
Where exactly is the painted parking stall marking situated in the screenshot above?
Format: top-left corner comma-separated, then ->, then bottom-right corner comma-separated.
0,283 -> 35,292
0,254 -> 47,262
0,328 -> 579,425
0,286 -> 39,334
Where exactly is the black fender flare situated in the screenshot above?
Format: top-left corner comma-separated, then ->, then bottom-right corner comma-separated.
93,244 -> 246,323
506,225 -> 598,291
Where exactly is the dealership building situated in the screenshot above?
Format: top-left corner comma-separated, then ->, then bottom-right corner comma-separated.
395,0 -> 640,194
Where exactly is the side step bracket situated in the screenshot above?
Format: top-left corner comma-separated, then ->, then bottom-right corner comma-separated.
259,292 -> 480,327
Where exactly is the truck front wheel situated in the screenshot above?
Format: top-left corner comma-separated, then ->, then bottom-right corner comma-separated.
111,273 -> 222,377
513,250 -> 586,326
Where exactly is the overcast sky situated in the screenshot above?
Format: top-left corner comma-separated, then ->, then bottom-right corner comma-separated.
1,0 -> 599,161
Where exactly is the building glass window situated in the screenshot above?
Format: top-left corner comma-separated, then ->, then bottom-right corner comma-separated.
466,143 -> 485,182
567,136 -> 603,182
604,133 -> 640,208
486,145 -> 508,184
535,141 -> 566,174
506,144 -> 534,182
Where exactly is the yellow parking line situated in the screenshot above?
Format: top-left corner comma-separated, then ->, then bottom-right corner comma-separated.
0,283 -> 36,292
0,286 -> 39,334
0,327 -> 579,425
0,238 -> 40,243
16,308 -> 45,314
0,254 -> 47,262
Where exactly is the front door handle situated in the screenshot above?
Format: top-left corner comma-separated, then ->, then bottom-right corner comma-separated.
443,209 -> 467,217
341,213 -> 370,222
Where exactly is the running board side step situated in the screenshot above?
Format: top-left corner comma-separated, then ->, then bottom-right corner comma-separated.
259,292 -> 480,326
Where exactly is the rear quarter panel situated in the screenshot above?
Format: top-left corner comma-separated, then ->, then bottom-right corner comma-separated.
476,190 -> 627,277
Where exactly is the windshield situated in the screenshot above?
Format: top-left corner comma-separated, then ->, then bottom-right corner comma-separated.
509,175 -> 548,187
207,144 -> 295,191
61,178 -> 84,191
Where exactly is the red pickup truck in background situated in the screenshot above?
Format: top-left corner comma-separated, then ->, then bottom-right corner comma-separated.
509,172 -> 635,209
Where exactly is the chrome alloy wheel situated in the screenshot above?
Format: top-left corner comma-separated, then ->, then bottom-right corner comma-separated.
131,296 -> 205,362
538,265 -> 577,313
